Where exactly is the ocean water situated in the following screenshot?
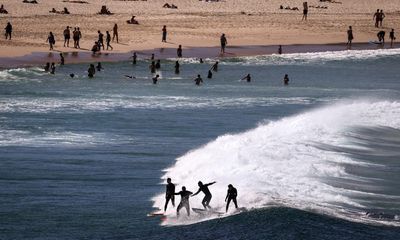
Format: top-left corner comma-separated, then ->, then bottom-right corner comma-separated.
1,49 -> 400,239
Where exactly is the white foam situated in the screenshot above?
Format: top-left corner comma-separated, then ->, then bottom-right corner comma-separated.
152,100 -> 400,226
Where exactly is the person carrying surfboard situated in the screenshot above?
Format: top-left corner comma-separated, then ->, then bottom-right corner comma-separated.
192,181 -> 216,209
175,186 -> 193,217
225,184 -> 238,212
164,178 -> 175,211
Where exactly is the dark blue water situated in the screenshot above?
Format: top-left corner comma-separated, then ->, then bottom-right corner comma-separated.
1,49 -> 400,239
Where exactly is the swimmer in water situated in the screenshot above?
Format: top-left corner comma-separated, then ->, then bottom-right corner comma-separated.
194,74 -> 203,86
241,74 -> 251,82
152,74 -> 160,84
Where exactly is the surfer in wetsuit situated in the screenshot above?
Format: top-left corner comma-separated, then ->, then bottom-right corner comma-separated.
175,186 -> 193,217
192,181 -> 216,209
225,184 -> 238,212
194,74 -> 203,86
164,178 -> 175,211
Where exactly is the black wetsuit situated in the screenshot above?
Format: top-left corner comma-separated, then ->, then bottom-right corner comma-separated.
194,183 -> 214,209
174,62 -> 180,74
175,190 -> 193,216
164,182 -> 175,211
226,187 -> 238,212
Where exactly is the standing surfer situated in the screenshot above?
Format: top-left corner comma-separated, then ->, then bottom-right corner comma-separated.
192,181 -> 216,209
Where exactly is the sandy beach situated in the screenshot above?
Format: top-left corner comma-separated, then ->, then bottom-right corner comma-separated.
0,0 -> 399,65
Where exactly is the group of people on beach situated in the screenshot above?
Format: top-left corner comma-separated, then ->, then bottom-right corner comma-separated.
164,178 -> 239,217
373,9 -> 386,28
346,26 -> 396,48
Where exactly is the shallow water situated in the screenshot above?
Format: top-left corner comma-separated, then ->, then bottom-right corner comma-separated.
1,49 -> 400,239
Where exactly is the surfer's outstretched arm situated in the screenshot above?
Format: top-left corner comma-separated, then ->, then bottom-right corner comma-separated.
192,189 -> 201,196
205,181 -> 216,187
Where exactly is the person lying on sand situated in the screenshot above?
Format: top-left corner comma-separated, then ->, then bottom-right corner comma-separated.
22,0 -> 38,4
127,16 -> 139,24
163,3 -> 178,9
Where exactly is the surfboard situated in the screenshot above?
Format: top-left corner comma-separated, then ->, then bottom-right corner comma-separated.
192,208 -> 224,215
368,40 -> 383,45
147,211 -> 165,217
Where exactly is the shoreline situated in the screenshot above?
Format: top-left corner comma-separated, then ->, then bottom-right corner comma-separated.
0,42 -> 397,69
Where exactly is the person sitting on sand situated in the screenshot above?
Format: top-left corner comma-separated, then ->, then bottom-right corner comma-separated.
22,0 -> 38,3
98,5 -> 112,15
50,8 -> 58,13
0,4 -> 8,14
62,7 -> 70,14
127,16 -> 139,24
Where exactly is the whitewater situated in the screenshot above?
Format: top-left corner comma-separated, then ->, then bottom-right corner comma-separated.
154,100 -> 400,226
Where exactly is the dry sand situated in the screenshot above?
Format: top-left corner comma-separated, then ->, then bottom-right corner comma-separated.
0,0 -> 399,62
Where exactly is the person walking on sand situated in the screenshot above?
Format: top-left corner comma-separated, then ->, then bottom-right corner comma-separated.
225,184 -> 238,212
164,178 -> 175,211
162,25 -> 167,42
373,9 -> 379,28
4,22 -> 12,40
177,45 -> 182,58
98,30 -> 104,50
347,26 -> 353,49
302,2 -> 308,21
220,33 -> 227,54
63,26 -> 70,47
390,29 -> 396,47
47,32 -> 55,50
112,23 -> 118,43
106,31 -> 113,50
379,10 -> 385,28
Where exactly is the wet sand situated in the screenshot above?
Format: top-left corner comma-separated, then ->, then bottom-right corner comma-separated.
0,42 -> 397,69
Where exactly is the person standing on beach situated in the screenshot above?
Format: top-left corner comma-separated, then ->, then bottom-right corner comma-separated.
177,45 -> 182,58
390,29 -> 396,47
162,25 -> 167,42
5,22 -> 12,40
373,9 -> 379,28
164,178 -> 175,212
278,45 -> 282,54
98,30 -> 104,50
72,27 -> 78,48
106,31 -> 113,50
77,27 -> 82,48
220,33 -> 227,54
47,32 -> 55,50
63,26 -> 70,47
302,2 -> 308,21
347,26 -> 353,49
112,23 -> 118,43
